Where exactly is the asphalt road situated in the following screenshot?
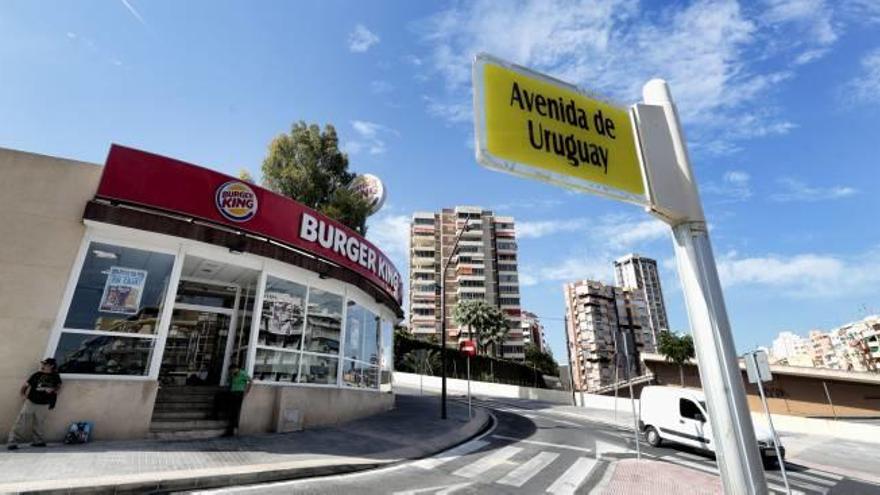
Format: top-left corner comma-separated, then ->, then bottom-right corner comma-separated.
194,396 -> 880,495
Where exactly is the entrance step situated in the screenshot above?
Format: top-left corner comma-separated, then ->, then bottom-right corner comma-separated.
150,419 -> 229,431
149,428 -> 228,440
150,386 -> 231,440
151,410 -> 219,421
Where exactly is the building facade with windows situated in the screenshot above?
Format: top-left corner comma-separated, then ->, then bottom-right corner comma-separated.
521,311 -> 549,354
407,207 -> 524,361
563,279 -> 654,392
0,145 -> 402,442
613,254 -> 668,346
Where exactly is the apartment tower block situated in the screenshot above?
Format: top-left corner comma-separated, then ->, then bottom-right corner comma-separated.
614,254 -> 669,345
409,207 -> 525,361
563,280 -> 654,392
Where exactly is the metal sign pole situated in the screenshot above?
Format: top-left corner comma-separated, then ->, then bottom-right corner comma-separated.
467,356 -> 472,419
622,330 -> 641,460
750,353 -> 790,494
641,80 -> 767,494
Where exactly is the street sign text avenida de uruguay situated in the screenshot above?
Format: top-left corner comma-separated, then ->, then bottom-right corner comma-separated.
473,54 -> 646,204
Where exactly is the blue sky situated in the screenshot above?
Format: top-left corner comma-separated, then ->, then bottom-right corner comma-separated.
2,0 -> 880,359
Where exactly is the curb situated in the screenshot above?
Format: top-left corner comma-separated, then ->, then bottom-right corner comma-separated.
2,406 -> 491,495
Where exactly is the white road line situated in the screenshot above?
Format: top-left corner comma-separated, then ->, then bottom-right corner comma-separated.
596,440 -> 630,458
767,481 -> 805,495
546,457 -> 598,495
413,440 -> 490,470
496,451 -> 560,487
452,446 -> 522,478
766,472 -> 831,493
491,435 -> 594,454
661,456 -> 718,475
393,482 -> 473,495
675,451 -> 712,462
785,470 -> 838,486
551,419 -> 580,427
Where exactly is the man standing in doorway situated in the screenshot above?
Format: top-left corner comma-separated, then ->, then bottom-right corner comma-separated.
224,364 -> 251,437
7,358 -> 62,450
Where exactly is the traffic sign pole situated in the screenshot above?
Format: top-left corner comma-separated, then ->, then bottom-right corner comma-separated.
642,80 -> 768,495
748,352 -> 790,495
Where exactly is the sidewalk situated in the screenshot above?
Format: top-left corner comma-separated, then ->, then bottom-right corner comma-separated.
0,393 -> 489,495
600,459 -> 721,494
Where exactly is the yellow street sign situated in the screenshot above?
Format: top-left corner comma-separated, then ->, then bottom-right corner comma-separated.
473,53 -> 647,204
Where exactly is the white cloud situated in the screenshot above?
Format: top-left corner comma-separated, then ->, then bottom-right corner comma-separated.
348,120 -> 397,155
348,24 -> 380,53
366,213 -> 410,262
518,215 -> 667,285
517,219 -> 588,239
120,0 -> 147,28
702,170 -> 753,202
415,0 -> 838,153
370,80 -> 394,94
423,96 -> 471,124
770,177 -> 857,202
843,47 -> 880,105
716,247 -> 880,298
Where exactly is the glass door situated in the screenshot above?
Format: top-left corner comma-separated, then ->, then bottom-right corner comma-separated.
160,309 -> 232,386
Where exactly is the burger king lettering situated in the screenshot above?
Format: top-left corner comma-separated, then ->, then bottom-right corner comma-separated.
299,212 -> 399,297
215,181 -> 258,222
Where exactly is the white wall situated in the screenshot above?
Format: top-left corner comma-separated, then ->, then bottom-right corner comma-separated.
392,372 -> 634,410
394,372 -> 880,444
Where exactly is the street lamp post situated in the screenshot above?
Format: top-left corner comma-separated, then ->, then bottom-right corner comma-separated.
440,219 -> 472,420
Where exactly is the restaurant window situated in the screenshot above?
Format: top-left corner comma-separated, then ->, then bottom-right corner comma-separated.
302,288 -> 343,355
379,318 -> 394,392
258,276 -> 307,350
255,275 -> 343,386
342,301 -> 381,389
53,242 -> 175,376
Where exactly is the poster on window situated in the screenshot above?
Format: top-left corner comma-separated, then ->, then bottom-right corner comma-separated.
98,267 -> 148,315
264,291 -> 304,335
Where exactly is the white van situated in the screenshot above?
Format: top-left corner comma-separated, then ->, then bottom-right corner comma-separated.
639,386 -> 784,467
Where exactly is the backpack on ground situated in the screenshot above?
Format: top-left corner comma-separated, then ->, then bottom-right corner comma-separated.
63,421 -> 93,444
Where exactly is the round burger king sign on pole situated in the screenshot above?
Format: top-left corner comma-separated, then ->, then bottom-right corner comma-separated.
215,181 -> 258,222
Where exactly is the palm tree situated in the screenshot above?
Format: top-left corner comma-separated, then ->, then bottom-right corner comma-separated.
657,330 -> 696,387
453,300 -> 508,357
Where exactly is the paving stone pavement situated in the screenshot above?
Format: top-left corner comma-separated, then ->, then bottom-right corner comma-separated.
601,459 -> 722,494
0,393 -> 488,494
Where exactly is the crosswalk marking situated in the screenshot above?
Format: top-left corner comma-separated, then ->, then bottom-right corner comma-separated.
491,435 -> 594,454
496,451 -> 560,487
767,481 -> 805,495
786,470 -> 837,486
660,455 -> 831,495
393,482 -> 473,495
766,473 -> 829,494
413,440 -> 489,470
452,445 -> 522,478
546,457 -> 598,495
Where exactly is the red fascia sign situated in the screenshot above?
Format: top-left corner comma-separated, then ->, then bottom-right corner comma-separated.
95,145 -> 402,305
459,340 -> 477,357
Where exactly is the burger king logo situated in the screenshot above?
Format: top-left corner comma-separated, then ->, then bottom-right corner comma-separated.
215,181 -> 258,222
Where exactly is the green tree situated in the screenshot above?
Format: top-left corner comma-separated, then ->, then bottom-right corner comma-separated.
524,344 -> 559,376
453,300 -> 508,357
657,330 -> 696,387
238,168 -> 254,183
402,349 -> 441,376
261,121 -> 372,234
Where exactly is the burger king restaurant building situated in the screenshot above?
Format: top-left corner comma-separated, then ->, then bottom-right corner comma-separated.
0,145 -> 402,441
